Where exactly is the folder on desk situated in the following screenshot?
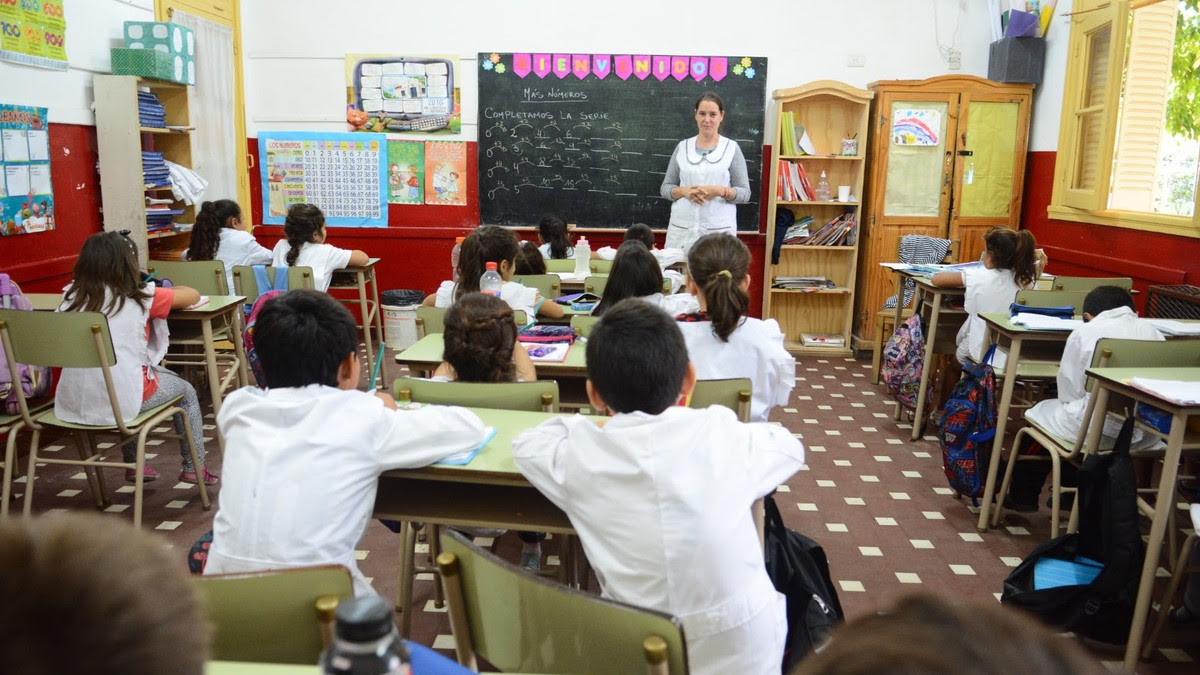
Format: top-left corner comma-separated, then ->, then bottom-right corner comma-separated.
436,426 -> 497,466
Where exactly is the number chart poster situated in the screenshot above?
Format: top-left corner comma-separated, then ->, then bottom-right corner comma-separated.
345,54 -> 461,134
259,132 -> 388,227
387,140 -> 424,205
0,0 -> 67,71
0,104 -> 54,237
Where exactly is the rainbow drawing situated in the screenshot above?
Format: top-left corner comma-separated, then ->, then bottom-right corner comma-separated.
891,109 -> 941,146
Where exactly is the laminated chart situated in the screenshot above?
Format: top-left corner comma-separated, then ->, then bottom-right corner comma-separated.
259,132 -> 388,227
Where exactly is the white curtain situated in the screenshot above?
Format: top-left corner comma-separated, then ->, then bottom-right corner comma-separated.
172,11 -> 237,205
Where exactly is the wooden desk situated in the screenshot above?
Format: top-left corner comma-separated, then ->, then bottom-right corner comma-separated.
1081,368 -> 1200,670
329,258 -> 386,391
395,334 -> 587,380
206,640 -> 474,674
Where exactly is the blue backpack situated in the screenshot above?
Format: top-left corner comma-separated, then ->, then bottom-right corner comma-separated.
938,344 -> 999,503
243,266 -> 289,386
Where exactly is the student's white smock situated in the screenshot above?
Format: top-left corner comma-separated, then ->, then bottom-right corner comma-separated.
270,240 -> 353,292
1025,306 -> 1165,450
956,266 -> 1025,368
677,316 -> 796,422
513,406 -> 804,675
537,242 -> 574,260
186,228 -> 272,293
632,292 -> 699,317
54,285 -> 169,426
664,137 -> 739,252
205,385 -> 487,596
596,245 -> 686,269
434,280 -> 540,320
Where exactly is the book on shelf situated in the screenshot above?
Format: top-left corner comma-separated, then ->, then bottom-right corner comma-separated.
780,112 -> 798,156
800,333 -> 846,347
772,276 -> 835,290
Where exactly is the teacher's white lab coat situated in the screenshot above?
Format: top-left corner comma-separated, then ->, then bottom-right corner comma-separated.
513,405 -> 805,675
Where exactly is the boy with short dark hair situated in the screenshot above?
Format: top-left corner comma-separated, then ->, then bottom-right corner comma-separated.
205,290 -> 487,595
514,299 -> 805,675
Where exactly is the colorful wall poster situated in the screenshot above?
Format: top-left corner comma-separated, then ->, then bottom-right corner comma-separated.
425,141 -> 466,206
387,140 -> 424,204
345,54 -> 461,134
0,1 -> 67,71
1,104 -> 54,237
892,109 -> 941,146
258,131 -> 387,227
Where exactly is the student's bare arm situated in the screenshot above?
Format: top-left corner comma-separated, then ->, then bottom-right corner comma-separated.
347,250 -> 370,266
537,297 -> 565,319
169,285 -> 201,308
422,293 -> 437,307
375,391 -> 398,409
513,342 -> 537,382
929,272 -> 964,288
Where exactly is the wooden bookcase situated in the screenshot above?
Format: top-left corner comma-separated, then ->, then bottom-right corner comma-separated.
94,74 -> 195,266
763,81 -> 873,356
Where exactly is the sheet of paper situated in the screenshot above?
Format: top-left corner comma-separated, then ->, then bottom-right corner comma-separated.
380,61 -> 406,75
360,63 -> 382,77
524,342 -> 570,363
359,75 -> 381,89
362,99 -> 384,112
1146,319 -> 1200,336
1129,378 -> 1200,405
2,129 -> 29,162
28,164 -> 52,195
360,87 -> 382,99
404,62 -> 427,75
26,129 -> 49,161
1011,313 -> 1083,331
5,164 -> 30,196
425,62 -> 448,76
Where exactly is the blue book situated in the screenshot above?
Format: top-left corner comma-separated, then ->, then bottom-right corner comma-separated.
434,427 -> 498,466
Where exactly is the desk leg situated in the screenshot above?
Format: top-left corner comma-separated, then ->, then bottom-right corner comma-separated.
367,268 -> 387,391
397,520 -> 417,637
978,333 -> 1020,532
910,291 -> 942,441
1123,416 -> 1186,670
356,271 -> 380,392
199,318 -> 225,453
231,307 -> 250,387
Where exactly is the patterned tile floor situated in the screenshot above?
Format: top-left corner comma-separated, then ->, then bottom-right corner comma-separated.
9,351 -> 1199,672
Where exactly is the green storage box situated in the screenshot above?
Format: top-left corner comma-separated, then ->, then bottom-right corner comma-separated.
123,21 -> 194,57
110,47 -> 194,86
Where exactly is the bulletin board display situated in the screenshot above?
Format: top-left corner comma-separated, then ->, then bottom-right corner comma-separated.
476,52 -> 767,230
1,104 -> 54,237
258,131 -> 388,227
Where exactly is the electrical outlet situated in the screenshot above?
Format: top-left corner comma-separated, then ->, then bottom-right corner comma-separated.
847,53 -> 865,68
947,49 -> 962,70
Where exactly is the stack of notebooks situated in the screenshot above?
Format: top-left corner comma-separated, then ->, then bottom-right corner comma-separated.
795,213 -> 857,247
771,276 -> 835,291
142,151 -> 171,189
777,160 -> 816,201
137,90 -> 167,129
781,216 -> 815,245
146,207 -> 185,233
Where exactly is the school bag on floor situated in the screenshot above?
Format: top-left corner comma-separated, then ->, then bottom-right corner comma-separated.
1001,416 -> 1144,645
880,313 -> 925,409
0,273 -> 53,413
243,266 -> 289,386
763,495 -> 843,669
938,343 -> 999,504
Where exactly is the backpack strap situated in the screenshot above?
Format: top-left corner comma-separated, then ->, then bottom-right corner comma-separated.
271,267 -> 290,292
981,342 -> 998,366
251,265 -> 273,296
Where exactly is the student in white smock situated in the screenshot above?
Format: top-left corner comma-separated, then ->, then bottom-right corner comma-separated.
184,199 -> 271,293
270,203 -> 369,292
514,300 -> 804,675
676,233 -> 795,422
535,212 -> 574,260
590,241 -> 698,319
660,92 -> 750,252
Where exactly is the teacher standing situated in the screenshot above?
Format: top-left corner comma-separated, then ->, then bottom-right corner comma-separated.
660,92 -> 751,252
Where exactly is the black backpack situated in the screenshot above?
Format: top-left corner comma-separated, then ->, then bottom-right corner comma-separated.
1000,415 -> 1144,645
763,494 -> 843,669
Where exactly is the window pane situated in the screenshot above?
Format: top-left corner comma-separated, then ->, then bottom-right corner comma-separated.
1084,25 -> 1112,108
1075,112 -> 1105,190
883,101 -> 950,217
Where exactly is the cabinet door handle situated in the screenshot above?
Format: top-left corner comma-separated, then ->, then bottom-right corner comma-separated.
247,153 -> 256,169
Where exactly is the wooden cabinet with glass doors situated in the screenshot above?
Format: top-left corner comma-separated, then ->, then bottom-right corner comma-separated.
854,75 -> 1032,349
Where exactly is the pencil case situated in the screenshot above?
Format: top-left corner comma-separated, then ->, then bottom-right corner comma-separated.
1009,303 -> 1073,319
517,324 -> 575,344
555,292 -> 601,305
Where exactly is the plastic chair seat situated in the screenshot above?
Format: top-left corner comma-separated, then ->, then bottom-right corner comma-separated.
33,396 -> 185,431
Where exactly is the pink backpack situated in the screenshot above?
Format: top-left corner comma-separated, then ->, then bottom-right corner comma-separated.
0,274 -> 53,413
242,266 -> 289,386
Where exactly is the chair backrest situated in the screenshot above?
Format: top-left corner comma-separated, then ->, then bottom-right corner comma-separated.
231,265 -> 315,306
590,259 -> 614,274
1087,338 -> 1200,395
1051,276 -> 1134,293
689,378 -> 753,422
570,314 -> 600,338
416,306 -> 528,339
1013,289 -> 1090,313
438,529 -> 688,674
146,260 -> 228,295
192,565 -> 353,664
393,377 -> 559,412
584,275 -> 608,296
545,258 -> 575,273
894,236 -> 958,263
513,274 -> 562,301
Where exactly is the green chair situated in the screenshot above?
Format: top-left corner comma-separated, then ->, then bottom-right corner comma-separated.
1013,289 -> 1090,314
192,565 -> 353,664
1051,276 -> 1133,293
416,306 -> 528,339
390,376 -> 560,637
231,265 -> 315,307
689,378 -> 753,422
545,258 -> 575,273
584,275 -> 608,296
514,274 -> 562,302
147,260 -> 229,295
589,259 -> 614,274
438,529 -> 688,674
0,310 -> 211,528
571,314 -> 600,338
0,324 -> 52,519
993,338 -> 1200,534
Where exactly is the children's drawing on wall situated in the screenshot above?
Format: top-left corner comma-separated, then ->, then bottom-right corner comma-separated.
425,141 -> 467,206
891,108 -> 941,146
0,104 -> 55,236
387,140 -> 425,205
345,54 -> 461,134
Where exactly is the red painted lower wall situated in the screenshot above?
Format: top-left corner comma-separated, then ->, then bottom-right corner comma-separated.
0,123 -> 102,292
1021,151 -> 1200,307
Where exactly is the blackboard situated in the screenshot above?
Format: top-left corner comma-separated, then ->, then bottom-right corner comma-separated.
477,53 -> 767,231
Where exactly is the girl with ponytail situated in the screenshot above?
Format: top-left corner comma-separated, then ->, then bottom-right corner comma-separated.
675,233 -> 795,422
269,203 -> 368,292
932,227 -> 1043,367
184,199 -> 270,293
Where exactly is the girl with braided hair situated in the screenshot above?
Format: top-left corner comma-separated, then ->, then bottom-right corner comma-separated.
269,203 -> 368,291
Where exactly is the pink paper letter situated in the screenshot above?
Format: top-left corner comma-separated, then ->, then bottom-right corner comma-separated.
553,53 -> 570,79
614,55 -> 632,80
689,57 -> 708,81
572,54 -> 590,80
513,53 -> 532,78
709,57 -> 728,82
532,53 -> 552,78
633,55 -> 652,80
671,56 -> 689,81
593,54 -> 611,79
652,55 -> 670,81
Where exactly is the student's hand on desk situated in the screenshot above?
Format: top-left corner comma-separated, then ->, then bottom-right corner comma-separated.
376,391 -> 398,410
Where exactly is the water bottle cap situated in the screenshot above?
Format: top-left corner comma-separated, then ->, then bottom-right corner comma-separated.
455,236 -> 466,244
334,596 -> 394,641
485,261 -> 498,270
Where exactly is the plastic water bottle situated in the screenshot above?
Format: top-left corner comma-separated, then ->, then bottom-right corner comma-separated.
320,596 -> 412,674
480,261 -> 503,297
450,236 -> 465,282
814,171 -> 831,202
573,236 -> 591,276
